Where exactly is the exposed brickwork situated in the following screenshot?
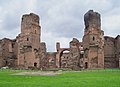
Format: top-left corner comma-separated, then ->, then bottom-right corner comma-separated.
15,13 -> 48,69
104,36 -> 119,68
83,10 -> 104,69
55,42 -> 70,68
68,38 -> 81,70
0,10 -> 119,70
0,38 -> 17,68
47,52 -> 57,68
55,38 -> 82,70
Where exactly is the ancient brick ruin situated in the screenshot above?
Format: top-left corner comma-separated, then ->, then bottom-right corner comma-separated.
0,10 -> 120,70
83,10 -> 104,69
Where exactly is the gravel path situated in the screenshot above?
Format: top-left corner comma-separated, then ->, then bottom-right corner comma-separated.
13,71 -> 62,76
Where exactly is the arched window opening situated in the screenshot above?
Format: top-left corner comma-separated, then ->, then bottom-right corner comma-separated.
6,61 -> 8,66
85,62 -> 88,69
34,62 -> 37,67
93,36 -> 95,41
27,38 -> 29,41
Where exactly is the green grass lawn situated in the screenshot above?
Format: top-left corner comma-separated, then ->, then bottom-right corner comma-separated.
0,69 -> 120,87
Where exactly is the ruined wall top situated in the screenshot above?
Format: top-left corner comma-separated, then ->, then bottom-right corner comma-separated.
70,38 -> 80,48
22,13 -> 40,25
84,10 -> 101,29
70,38 -> 79,43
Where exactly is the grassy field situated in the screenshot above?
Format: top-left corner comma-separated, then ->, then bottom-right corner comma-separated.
0,69 -> 120,87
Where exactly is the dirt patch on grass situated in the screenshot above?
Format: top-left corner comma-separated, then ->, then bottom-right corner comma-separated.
13,71 -> 62,76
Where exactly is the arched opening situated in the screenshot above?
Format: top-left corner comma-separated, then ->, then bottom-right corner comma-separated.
59,49 -> 70,68
93,36 -> 95,41
34,62 -> 37,67
27,37 -> 29,41
35,30 -> 36,34
5,61 -> 8,66
85,62 -> 88,69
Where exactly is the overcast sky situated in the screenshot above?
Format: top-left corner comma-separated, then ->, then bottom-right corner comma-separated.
0,0 -> 120,51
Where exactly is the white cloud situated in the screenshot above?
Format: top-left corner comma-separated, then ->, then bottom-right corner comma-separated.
102,15 -> 120,37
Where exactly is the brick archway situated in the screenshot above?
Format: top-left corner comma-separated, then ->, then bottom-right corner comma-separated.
58,48 -> 70,68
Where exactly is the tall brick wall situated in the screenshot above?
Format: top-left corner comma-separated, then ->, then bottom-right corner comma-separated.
104,36 -> 119,68
17,13 -> 41,69
83,10 -> 104,69
68,38 -> 81,70
0,11 -> 119,70
0,38 -> 17,67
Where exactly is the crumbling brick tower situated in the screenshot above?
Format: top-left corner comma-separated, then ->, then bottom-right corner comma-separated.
83,10 -> 104,69
68,38 -> 81,70
17,13 -> 41,69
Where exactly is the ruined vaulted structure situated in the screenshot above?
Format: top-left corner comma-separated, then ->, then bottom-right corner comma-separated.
0,10 -> 120,70
83,10 -> 104,69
